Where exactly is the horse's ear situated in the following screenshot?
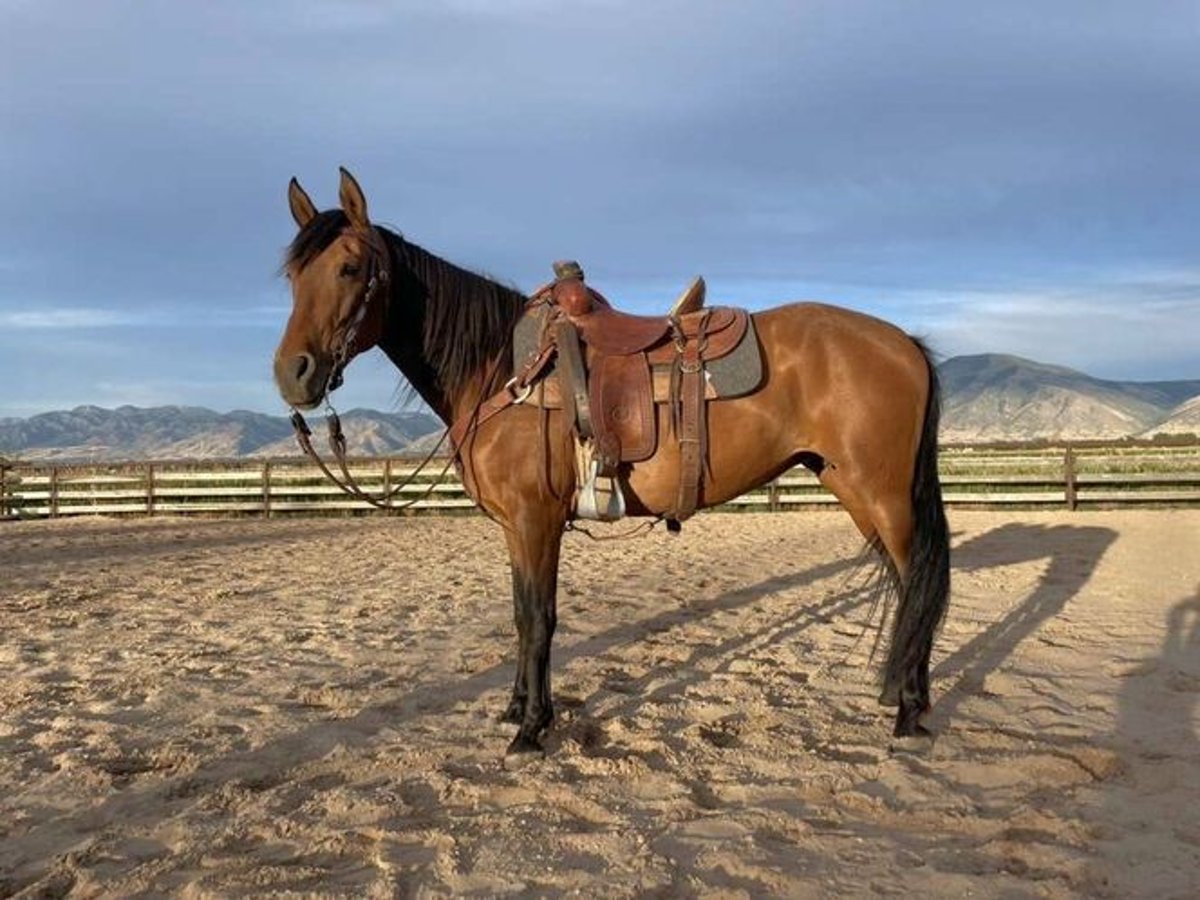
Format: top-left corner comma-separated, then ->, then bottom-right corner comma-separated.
288,177 -> 317,228
338,166 -> 370,229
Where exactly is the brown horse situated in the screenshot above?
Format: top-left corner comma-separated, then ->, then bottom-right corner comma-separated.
273,169 -> 950,755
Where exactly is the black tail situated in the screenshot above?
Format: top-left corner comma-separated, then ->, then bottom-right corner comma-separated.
882,340 -> 951,700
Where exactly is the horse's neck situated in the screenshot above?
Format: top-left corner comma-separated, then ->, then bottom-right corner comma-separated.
376,233 -> 518,426
376,340 -> 450,422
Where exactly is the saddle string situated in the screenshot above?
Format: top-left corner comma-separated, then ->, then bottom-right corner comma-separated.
565,515 -> 665,541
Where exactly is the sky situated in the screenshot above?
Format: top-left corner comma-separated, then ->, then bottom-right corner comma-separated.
2,0 -> 1198,419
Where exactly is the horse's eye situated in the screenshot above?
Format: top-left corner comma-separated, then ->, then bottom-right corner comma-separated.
339,262 -> 361,278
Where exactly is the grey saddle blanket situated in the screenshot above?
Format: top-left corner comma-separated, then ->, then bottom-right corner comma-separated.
512,304 -> 763,400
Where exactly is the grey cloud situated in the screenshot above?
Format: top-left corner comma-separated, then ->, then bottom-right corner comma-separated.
2,0 -> 1197,415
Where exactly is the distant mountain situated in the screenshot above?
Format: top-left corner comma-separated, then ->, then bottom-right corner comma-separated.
939,355 -> 1200,442
0,405 -> 441,462
1140,394 -> 1200,438
2,354 -> 1197,460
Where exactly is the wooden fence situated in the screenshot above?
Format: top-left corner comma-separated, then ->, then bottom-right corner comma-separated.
2,445 -> 1199,520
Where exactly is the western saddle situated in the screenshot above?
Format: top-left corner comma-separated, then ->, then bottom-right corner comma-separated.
456,261 -> 761,525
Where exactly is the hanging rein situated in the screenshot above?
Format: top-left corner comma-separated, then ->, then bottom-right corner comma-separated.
287,229 -> 557,511
287,229 -> 456,511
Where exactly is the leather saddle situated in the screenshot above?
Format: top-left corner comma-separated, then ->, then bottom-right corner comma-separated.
514,261 -> 762,522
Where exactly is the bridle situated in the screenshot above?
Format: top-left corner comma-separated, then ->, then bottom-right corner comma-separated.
325,228 -> 390,397
288,226 -> 454,511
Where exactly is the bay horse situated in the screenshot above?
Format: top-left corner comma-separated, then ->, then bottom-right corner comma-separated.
273,168 -> 950,755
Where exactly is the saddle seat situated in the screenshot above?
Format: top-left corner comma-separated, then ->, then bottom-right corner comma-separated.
551,265 -> 709,356
561,275 -> 746,362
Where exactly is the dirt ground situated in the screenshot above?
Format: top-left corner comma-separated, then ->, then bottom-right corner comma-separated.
1,509 -> 1198,898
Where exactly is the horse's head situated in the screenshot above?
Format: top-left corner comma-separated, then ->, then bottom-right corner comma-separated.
273,168 -> 389,410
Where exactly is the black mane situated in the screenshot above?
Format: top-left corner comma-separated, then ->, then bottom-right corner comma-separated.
283,212 -> 528,408
387,234 -> 527,403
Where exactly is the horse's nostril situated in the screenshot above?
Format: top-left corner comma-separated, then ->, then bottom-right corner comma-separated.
292,352 -> 314,384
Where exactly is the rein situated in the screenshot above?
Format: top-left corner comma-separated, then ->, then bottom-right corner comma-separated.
290,405 -> 455,511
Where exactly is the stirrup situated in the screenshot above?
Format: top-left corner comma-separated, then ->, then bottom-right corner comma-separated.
576,458 -> 626,522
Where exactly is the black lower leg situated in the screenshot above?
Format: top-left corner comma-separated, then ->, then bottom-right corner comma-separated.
500,564 -> 530,724
507,568 -> 558,755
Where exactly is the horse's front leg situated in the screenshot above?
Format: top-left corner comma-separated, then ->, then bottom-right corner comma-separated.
503,515 -> 565,755
498,559 -> 530,725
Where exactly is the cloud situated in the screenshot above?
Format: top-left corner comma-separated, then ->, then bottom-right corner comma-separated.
905,270 -> 1200,380
2,0 -> 1198,415
0,308 -> 147,329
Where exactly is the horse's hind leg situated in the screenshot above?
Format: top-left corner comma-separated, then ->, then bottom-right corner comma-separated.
821,471 -> 945,738
869,471 -> 949,738
866,494 -> 928,731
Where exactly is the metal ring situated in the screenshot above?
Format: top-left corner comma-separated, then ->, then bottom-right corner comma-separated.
504,377 -> 534,404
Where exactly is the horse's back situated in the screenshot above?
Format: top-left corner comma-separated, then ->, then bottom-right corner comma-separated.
618,300 -> 931,512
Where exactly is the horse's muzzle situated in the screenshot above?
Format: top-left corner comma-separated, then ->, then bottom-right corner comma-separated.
274,351 -> 328,409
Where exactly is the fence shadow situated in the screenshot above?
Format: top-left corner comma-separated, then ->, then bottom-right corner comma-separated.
0,517 -> 358,569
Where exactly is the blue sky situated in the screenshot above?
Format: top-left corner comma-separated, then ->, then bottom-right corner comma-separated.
2,0 -> 1198,418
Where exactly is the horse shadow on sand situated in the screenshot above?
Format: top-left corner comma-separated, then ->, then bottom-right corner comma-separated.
1089,585 -> 1200,895
924,521 -> 1118,732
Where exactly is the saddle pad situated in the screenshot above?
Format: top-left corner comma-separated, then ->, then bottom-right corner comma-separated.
692,313 -> 761,398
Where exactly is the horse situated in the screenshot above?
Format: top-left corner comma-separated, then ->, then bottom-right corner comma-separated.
272,168 -> 950,756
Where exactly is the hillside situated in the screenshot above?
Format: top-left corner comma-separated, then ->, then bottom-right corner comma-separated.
939,355 -> 1200,443
0,406 -> 440,462
2,355 -> 1197,460
1139,394 -> 1200,438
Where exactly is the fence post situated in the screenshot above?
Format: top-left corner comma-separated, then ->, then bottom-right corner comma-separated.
0,463 -> 7,518
768,478 -> 780,512
383,458 -> 393,510
49,466 -> 60,518
145,463 -> 156,516
1064,446 -> 1077,511
262,461 -> 272,517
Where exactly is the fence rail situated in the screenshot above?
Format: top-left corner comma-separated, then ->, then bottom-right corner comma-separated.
2,445 -> 1199,520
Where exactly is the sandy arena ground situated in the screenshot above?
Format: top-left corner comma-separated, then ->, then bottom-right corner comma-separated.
1,509 -> 1198,898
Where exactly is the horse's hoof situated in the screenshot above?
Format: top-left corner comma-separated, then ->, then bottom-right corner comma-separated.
877,686 -> 900,707
498,701 -> 524,724
889,727 -> 935,757
504,734 -> 545,766
890,710 -> 934,756
892,720 -> 932,739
